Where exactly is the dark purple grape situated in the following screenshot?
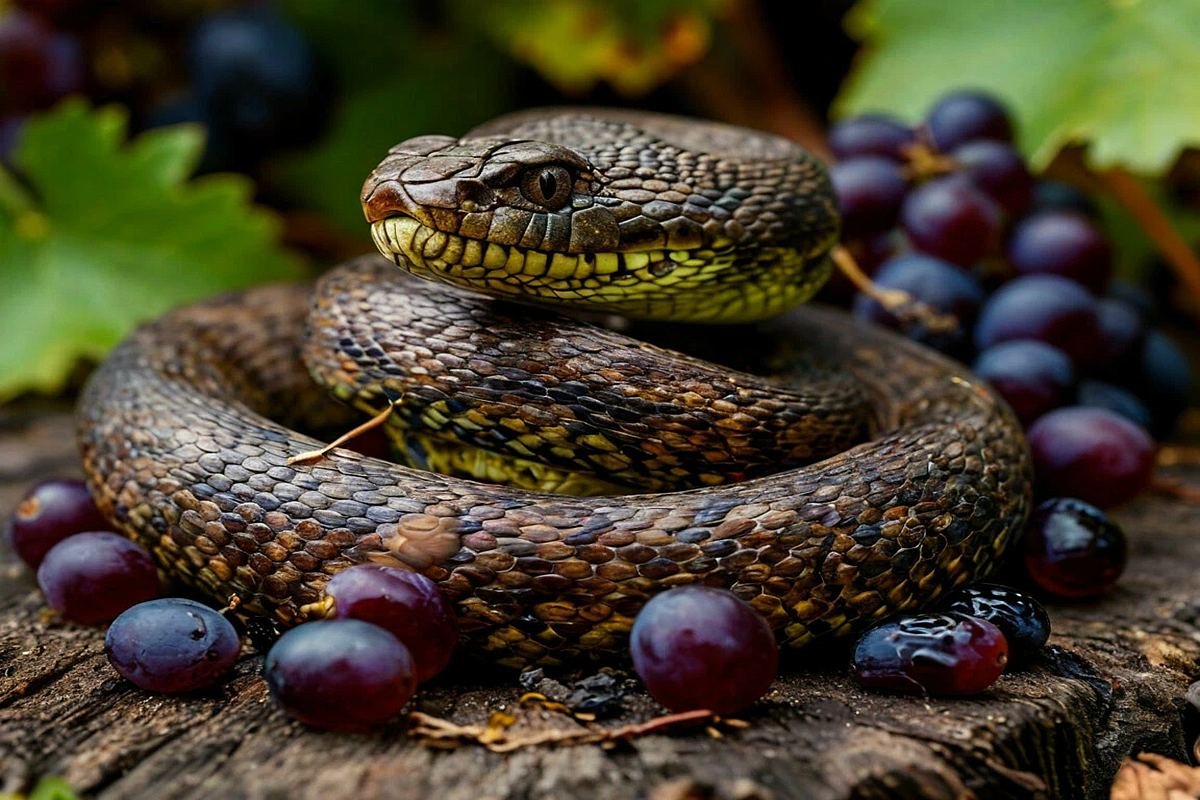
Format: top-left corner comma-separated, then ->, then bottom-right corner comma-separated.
900,174 -> 1002,266
852,253 -> 984,356
264,619 -> 416,730
952,140 -> 1033,214
630,586 -> 777,715
974,274 -> 1099,361
1007,211 -> 1113,293
1024,498 -> 1126,598
972,340 -> 1075,426
851,613 -> 1008,695
1027,407 -> 1156,508
830,157 -> 909,239
1089,298 -> 1146,374
1106,278 -> 1157,324
325,564 -> 457,683
938,585 -> 1050,666
1076,379 -> 1153,429
36,532 -> 158,624
829,113 -> 916,162
925,89 -> 1014,151
0,10 -> 84,114
105,598 -> 240,693
1129,330 -> 1195,436
6,478 -> 108,569
1029,180 -> 1100,220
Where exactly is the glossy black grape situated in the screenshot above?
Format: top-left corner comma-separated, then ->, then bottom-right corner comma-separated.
830,157 -> 909,239
37,532 -> 158,624
974,274 -> 1099,361
851,613 -> 1008,695
264,619 -> 416,730
325,564 -> 458,683
7,478 -> 108,568
852,253 -> 984,356
1027,407 -> 1156,508
900,174 -> 1001,266
925,89 -> 1014,151
939,585 -> 1050,667
972,340 -> 1075,426
1076,379 -> 1153,429
829,113 -> 915,162
1007,211 -> 1112,293
105,598 -> 240,693
1024,498 -> 1127,598
952,140 -> 1033,214
630,586 -> 777,715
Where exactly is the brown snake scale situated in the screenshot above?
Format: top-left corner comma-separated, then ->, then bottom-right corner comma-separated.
77,110 -> 1032,668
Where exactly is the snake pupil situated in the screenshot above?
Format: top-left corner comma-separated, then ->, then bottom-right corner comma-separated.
538,170 -> 557,202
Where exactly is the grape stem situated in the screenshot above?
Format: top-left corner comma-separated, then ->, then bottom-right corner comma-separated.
287,397 -> 399,465
1101,167 -> 1200,308
832,246 -> 959,333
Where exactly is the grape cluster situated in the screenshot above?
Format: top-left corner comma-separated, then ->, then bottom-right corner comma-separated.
831,89 -> 1193,510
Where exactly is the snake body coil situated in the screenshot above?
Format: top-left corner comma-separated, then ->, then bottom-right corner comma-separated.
78,110 -> 1032,667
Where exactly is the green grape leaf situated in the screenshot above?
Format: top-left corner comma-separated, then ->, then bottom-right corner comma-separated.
0,100 -> 304,402
835,0 -> 1200,175
28,777 -> 80,800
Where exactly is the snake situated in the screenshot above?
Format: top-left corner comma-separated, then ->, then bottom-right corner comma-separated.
77,109 -> 1032,668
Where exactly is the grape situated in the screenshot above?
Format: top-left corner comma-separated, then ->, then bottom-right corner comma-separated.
830,157 -> 909,239
37,532 -> 158,624
851,613 -> 1008,695
925,89 -> 1014,151
1089,298 -> 1145,374
900,174 -> 1001,266
325,564 -> 458,683
0,116 -> 22,161
0,10 -> 84,115
105,598 -> 240,693
630,586 -> 777,715
1076,379 -> 1153,429
1130,330 -> 1195,436
1106,278 -> 1158,324
973,274 -> 1099,361
1027,407 -> 1156,508
972,340 -> 1075,426
938,585 -> 1050,667
828,113 -> 915,162
1029,180 -> 1100,220
1024,498 -> 1126,598
952,140 -> 1033,214
1006,211 -> 1113,293
852,253 -> 984,356
6,478 -> 108,569
264,619 -> 416,730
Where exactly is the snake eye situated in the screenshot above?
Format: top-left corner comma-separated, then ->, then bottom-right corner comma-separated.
521,166 -> 571,209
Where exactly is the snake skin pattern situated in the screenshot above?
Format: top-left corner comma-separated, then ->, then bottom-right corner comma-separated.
77,110 -> 1033,668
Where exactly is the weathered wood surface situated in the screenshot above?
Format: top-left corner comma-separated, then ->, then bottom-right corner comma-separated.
3,402 -> 1200,800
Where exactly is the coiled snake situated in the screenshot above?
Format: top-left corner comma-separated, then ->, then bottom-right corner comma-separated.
78,109 -> 1032,668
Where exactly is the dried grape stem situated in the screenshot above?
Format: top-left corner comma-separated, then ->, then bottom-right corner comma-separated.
831,246 -> 959,333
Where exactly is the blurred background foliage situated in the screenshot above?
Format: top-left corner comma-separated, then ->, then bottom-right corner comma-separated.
1,0 -> 1199,402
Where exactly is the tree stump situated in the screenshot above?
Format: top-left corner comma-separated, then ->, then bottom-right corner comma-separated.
3,403 -> 1199,800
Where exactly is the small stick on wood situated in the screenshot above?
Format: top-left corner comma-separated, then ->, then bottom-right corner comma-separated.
287,398 -> 398,465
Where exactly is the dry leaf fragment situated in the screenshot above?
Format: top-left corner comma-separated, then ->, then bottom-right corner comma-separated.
1111,752 -> 1200,799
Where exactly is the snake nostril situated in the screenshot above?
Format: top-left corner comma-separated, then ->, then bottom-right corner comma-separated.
455,179 -> 494,211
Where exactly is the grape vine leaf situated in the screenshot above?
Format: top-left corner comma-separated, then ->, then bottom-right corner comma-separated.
834,0 -> 1200,175
0,100 -> 304,402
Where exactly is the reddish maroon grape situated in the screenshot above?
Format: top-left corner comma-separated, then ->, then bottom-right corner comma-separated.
852,253 -> 984,356
264,619 -> 416,730
1007,211 -> 1112,293
105,598 -> 241,693
326,564 -> 457,683
0,10 -> 84,114
830,157 -> 908,239
1077,380 -> 1153,429
972,340 -> 1075,426
925,89 -> 1014,151
630,586 -> 777,715
938,585 -> 1050,666
974,274 -> 1099,361
6,478 -> 108,569
1027,407 -> 1156,508
1030,180 -> 1100,220
829,113 -> 915,162
952,140 -> 1033,214
900,175 -> 1001,266
1024,498 -> 1126,598
851,613 -> 1008,695
36,532 -> 158,624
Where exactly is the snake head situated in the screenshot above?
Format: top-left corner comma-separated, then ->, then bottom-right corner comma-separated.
361,110 -> 840,323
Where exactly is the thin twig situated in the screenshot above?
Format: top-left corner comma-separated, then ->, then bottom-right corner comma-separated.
287,399 -> 397,465
832,246 -> 959,333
